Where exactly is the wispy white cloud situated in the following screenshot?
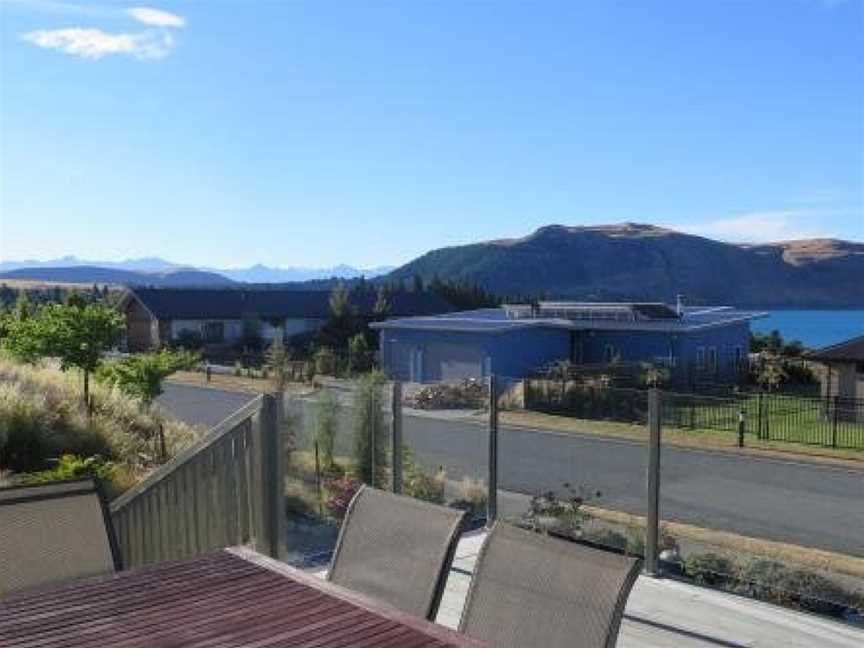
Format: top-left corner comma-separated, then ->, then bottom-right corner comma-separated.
18,3 -> 185,60
669,211 -> 835,243
127,7 -> 185,28
21,27 -> 174,60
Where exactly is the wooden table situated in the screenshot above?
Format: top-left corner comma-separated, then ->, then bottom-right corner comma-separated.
0,547 -> 485,647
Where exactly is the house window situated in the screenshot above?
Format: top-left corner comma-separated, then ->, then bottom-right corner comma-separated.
696,347 -> 706,370
203,321 -> 224,343
733,346 -> 743,368
856,362 -> 864,375
603,344 -> 616,363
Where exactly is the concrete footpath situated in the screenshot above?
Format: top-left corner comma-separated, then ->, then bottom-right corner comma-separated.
435,531 -> 863,648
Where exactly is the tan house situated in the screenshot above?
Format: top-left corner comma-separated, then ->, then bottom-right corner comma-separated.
809,334 -> 864,421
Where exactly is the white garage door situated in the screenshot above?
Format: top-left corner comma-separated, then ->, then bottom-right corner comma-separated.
424,342 -> 486,382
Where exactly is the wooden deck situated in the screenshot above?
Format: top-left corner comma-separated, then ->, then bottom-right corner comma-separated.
0,548 -> 485,647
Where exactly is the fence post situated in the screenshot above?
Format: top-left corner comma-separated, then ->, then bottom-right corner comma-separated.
391,381 -> 403,494
645,387 -> 662,577
487,374 -> 499,525
832,396 -> 839,448
262,392 -> 287,560
737,408 -> 745,448
314,441 -> 323,516
757,391 -> 763,440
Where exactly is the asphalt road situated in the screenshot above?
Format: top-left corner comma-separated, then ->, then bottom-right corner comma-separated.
402,415 -> 864,557
157,382 -> 257,428
157,383 -> 863,556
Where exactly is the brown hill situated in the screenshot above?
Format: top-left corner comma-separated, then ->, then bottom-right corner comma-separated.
387,223 -> 864,307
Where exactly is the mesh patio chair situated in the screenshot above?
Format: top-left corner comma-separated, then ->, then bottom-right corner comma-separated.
0,478 -> 122,596
327,485 -> 468,620
459,522 -> 641,648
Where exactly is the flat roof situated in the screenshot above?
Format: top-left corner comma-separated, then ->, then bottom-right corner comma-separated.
371,305 -> 767,334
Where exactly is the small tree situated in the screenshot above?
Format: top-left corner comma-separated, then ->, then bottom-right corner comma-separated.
99,349 -> 199,406
314,390 -> 340,471
99,348 -> 198,461
348,333 -> 370,374
4,301 -> 124,405
265,336 -> 292,390
756,353 -> 788,392
372,286 -> 391,319
2,311 -> 49,363
320,283 -> 361,350
352,371 -> 388,487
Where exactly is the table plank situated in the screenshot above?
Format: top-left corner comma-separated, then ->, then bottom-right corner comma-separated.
1,549 -> 483,648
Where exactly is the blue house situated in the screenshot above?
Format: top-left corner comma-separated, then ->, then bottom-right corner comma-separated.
371,302 -> 765,384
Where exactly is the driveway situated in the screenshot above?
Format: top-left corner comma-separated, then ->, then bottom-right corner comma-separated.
157,382 -> 258,428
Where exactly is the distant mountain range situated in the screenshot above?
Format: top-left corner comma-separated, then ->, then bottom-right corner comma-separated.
0,266 -> 232,287
387,223 -> 864,308
0,256 -> 395,286
3,224 -> 862,306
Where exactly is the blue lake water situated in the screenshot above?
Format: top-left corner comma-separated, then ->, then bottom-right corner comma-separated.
751,310 -> 864,349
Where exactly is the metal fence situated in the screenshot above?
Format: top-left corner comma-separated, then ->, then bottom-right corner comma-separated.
524,378 -> 864,450
110,393 -> 286,569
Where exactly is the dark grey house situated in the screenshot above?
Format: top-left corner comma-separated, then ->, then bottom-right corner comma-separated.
120,287 -> 452,352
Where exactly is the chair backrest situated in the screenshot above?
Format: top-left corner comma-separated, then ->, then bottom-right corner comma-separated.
459,523 -> 641,648
0,478 -> 122,596
327,485 -> 467,620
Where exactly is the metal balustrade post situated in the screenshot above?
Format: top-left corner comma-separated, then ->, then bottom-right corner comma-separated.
391,381 -> 403,494
487,374 -> 499,525
645,388 -> 662,577
262,392 -> 287,560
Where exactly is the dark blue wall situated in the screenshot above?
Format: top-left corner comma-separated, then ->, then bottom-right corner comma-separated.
379,327 -> 570,382
379,322 -> 750,383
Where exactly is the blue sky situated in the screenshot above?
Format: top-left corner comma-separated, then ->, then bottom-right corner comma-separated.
1,0 -> 861,268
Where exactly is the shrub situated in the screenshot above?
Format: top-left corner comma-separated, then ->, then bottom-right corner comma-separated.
451,477 -> 487,518
314,347 -> 336,376
404,463 -> 446,505
407,379 -> 486,410
0,356 -> 200,483
351,372 -> 388,487
0,380 -> 111,471
347,334 -> 371,374
324,475 -> 361,520
521,484 -> 595,537
22,453 -> 114,484
314,390 -> 339,471
625,524 -> 645,557
735,558 -> 857,616
581,527 -> 629,552
684,552 -> 735,587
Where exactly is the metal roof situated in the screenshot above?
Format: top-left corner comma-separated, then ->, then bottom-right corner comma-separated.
808,335 -> 864,363
371,305 -> 766,334
124,287 -> 453,320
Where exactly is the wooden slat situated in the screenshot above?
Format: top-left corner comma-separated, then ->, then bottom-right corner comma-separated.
110,396 -> 264,514
107,393 -> 287,568
0,551 -> 484,648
